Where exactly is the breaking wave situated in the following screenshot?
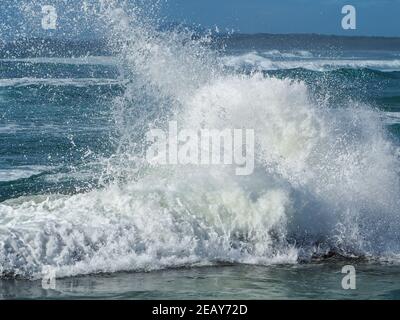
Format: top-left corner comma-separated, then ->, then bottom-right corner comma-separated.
1,1 -> 400,279
222,52 -> 400,72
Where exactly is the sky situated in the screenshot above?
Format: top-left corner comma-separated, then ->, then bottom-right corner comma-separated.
161,0 -> 400,36
1,0 -> 400,40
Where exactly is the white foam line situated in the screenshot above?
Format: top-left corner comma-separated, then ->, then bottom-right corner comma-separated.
384,112 -> 400,124
0,166 -> 52,182
222,53 -> 400,71
0,77 -> 127,87
0,56 -> 117,66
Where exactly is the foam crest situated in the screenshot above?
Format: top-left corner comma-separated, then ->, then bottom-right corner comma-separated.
222,52 -> 400,71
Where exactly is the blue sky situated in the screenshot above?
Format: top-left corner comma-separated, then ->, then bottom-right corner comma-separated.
161,0 -> 400,36
1,0 -> 400,39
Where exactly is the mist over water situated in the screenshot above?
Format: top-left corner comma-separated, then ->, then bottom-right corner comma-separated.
0,1 -> 400,280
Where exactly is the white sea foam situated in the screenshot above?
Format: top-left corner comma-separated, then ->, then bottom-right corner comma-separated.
222,52 -> 400,71
0,77 -> 126,87
0,2 -> 399,279
384,112 -> 400,125
262,50 -> 314,59
0,123 -> 20,134
0,166 -> 51,182
0,56 -> 117,66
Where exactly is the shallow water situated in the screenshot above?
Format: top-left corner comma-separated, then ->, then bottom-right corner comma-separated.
1,263 -> 400,300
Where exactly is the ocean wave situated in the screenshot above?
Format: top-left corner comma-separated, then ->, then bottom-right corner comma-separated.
262,50 -> 314,59
0,56 -> 117,66
384,112 -> 400,125
0,77 -> 126,87
1,5 -> 400,279
0,166 -> 52,182
1,73 -> 399,279
222,52 -> 400,71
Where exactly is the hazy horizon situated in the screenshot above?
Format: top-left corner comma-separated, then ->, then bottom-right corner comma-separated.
1,0 -> 400,41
